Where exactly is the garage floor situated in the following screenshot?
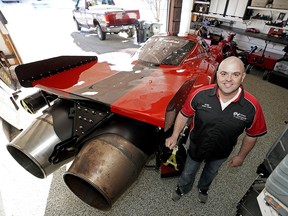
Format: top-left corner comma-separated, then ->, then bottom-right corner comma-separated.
1,1 -> 288,216
0,69 -> 287,216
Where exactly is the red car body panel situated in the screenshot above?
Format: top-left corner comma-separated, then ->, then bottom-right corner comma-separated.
248,50 -> 283,71
22,34 -> 218,129
105,10 -> 140,26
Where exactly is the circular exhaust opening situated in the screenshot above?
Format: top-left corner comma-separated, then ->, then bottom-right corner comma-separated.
63,173 -> 111,211
7,145 -> 45,179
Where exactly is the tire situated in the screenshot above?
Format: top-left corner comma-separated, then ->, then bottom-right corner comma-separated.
74,19 -> 81,31
245,64 -> 252,74
96,24 -> 106,40
238,52 -> 248,66
263,70 -> 270,80
126,28 -> 135,38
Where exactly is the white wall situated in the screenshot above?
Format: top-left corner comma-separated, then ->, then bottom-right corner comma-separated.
192,2 -> 288,55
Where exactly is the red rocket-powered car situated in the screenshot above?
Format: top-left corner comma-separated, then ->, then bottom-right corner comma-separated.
7,34 -> 219,211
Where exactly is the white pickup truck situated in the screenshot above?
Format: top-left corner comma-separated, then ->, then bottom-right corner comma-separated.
73,0 -> 140,40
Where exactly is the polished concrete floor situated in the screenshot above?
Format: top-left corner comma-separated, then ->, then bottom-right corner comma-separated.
1,2 -> 288,214
0,67 -> 287,216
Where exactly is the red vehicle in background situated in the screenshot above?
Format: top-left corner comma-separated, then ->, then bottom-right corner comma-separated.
209,33 -> 238,62
197,26 -> 239,63
246,28 -> 260,33
196,25 -> 258,65
246,40 -> 284,80
6,34 -> 219,211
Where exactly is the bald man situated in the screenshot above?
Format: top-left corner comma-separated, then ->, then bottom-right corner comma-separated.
166,56 -> 267,203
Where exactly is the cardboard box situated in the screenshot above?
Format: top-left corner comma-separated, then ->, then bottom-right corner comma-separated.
251,0 -> 269,7
193,3 -> 209,14
273,0 -> 288,9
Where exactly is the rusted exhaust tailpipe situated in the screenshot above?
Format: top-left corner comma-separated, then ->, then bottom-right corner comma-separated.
63,133 -> 148,211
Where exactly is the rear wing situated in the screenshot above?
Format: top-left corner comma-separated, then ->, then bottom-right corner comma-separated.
15,56 -> 97,87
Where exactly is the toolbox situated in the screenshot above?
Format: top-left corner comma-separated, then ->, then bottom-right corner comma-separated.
237,124 -> 288,216
265,154 -> 288,209
248,50 -> 283,71
236,176 -> 265,216
264,124 -> 288,173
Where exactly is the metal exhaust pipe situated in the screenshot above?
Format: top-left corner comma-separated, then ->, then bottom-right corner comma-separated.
63,134 -> 148,211
6,100 -> 74,178
20,91 -> 57,114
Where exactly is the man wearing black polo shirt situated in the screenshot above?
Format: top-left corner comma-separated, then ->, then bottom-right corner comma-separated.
165,56 -> 267,203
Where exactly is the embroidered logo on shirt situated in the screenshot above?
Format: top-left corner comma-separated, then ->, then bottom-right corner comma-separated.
233,112 -> 247,121
202,103 -> 212,109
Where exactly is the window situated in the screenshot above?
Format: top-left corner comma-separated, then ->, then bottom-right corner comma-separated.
138,36 -> 196,66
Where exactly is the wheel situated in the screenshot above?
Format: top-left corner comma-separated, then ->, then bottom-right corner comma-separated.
74,19 -> 81,31
238,52 -> 249,66
245,64 -> 252,74
96,24 -> 106,40
263,70 -> 271,80
126,28 -> 135,38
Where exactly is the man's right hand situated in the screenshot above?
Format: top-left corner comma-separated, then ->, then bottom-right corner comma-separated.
165,136 -> 178,150
165,112 -> 189,150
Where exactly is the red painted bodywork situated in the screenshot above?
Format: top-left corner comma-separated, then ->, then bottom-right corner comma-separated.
28,34 -> 218,129
248,51 -> 283,71
105,10 -> 140,26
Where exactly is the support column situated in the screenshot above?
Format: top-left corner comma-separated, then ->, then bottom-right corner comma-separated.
178,0 -> 194,36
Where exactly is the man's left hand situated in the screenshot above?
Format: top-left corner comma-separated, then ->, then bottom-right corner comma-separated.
229,155 -> 245,167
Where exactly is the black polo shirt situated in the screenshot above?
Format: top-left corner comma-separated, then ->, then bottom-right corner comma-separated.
181,84 -> 267,162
